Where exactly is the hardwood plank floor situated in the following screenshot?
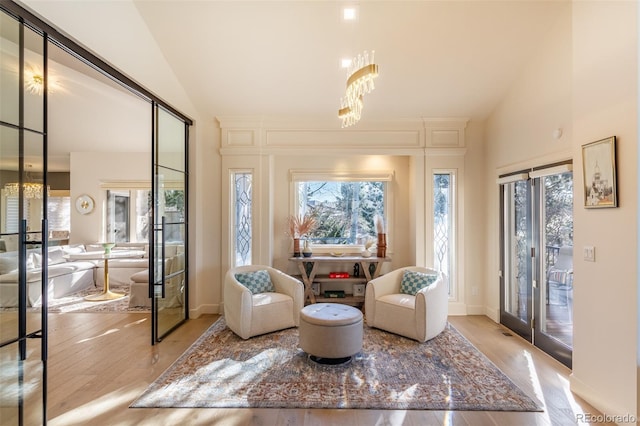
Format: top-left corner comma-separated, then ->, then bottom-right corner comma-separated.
44,313 -> 613,425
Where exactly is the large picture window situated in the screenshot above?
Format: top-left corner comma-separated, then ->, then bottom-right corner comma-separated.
292,171 -> 392,248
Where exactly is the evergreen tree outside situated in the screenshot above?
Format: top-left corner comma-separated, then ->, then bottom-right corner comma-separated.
297,181 -> 384,245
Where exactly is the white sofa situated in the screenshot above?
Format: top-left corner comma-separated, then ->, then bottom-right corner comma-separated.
0,246 -> 96,307
0,243 -> 153,308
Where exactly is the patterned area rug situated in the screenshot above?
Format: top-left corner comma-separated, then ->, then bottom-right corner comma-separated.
131,318 -> 542,411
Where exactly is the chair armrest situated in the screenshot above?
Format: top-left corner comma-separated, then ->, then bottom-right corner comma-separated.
271,269 -> 304,325
415,273 -> 449,341
367,268 -> 404,297
365,268 -> 404,323
223,271 -> 254,339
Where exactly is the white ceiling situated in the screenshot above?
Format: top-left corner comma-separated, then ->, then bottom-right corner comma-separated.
133,1 -> 564,122
13,1 -> 567,170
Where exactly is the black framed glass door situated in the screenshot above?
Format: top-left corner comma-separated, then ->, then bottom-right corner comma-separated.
500,175 -> 533,342
532,168 -> 573,367
151,105 -> 188,343
499,165 -> 573,368
0,10 -> 48,424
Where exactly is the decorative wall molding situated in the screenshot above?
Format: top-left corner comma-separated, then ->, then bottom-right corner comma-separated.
216,116 -> 439,156
425,147 -> 468,157
423,117 -> 469,148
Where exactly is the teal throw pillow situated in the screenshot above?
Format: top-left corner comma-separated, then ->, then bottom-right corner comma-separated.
400,270 -> 438,295
235,270 -> 275,294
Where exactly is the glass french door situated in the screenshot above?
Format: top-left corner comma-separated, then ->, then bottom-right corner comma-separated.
500,165 -> 573,368
151,105 -> 188,343
0,10 -> 48,424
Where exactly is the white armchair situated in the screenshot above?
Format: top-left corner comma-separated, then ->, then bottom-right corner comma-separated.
364,266 -> 448,342
224,265 -> 304,339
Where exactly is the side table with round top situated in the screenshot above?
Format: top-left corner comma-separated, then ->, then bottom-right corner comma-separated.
298,303 -> 363,365
65,249 -> 146,301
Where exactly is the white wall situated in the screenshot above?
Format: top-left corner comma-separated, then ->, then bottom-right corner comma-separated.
570,1 -> 637,418
483,1 -> 574,320
484,0 -> 638,418
69,152 -> 150,244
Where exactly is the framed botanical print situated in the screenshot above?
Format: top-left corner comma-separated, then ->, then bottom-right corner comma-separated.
582,136 -> 617,208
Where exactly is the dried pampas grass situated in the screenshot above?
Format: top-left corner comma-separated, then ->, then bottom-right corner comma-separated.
286,214 -> 317,238
374,215 -> 386,234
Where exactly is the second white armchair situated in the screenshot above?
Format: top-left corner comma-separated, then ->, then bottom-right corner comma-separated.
364,266 -> 448,343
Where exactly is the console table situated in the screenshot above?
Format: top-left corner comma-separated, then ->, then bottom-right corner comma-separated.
289,255 -> 388,305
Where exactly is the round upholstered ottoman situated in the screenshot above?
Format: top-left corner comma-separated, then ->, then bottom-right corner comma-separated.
299,303 -> 363,365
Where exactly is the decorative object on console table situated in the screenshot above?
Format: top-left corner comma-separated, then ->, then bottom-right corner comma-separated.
102,242 -> 116,255
303,239 -> 313,257
324,290 -> 345,298
311,282 -> 320,296
353,283 -> 365,297
362,237 -> 374,258
329,272 -> 350,278
376,234 -> 387,258
286,214 -> 317,257
374,215 -> 387,258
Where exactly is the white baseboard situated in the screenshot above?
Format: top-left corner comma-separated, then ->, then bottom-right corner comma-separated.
570,373 -> 636,422
189,303 -> 221,319
465,304 -> 485,315
484,306 -> 500,322
447,302 -> 467,316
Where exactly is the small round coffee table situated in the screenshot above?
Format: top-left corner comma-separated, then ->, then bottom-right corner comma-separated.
298,303 -> 363,365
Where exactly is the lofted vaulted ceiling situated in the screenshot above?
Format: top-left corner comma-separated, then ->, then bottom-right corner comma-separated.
13,1 -> 567,171
132,1 -> 565,122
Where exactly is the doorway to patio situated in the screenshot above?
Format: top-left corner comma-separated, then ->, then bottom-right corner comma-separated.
499,162 -> 573,368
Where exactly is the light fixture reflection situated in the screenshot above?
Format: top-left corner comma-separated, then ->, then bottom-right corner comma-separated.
24,65 -> 59,95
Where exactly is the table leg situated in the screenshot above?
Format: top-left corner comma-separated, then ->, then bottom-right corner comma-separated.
297,261 -> 318,304
84,257 -> 125,301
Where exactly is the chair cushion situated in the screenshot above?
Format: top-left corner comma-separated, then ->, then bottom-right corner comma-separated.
400,270 -> 438,295
235,269 -> 275,294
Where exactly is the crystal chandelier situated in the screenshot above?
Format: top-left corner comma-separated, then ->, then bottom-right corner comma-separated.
3,182 -> 50,199
3,165 -> 50,199
338,50 -> 378,128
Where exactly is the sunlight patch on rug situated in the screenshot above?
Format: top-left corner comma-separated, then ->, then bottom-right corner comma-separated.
131,318 -> 542,411
0,284 -> 150,314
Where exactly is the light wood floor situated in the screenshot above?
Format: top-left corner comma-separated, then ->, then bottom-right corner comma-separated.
43,313 -> 613,426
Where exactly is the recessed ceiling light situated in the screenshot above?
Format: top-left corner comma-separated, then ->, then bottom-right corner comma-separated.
343,7 -> 357,21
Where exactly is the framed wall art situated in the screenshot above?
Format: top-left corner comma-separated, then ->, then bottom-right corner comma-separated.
582,136 -> 617,208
